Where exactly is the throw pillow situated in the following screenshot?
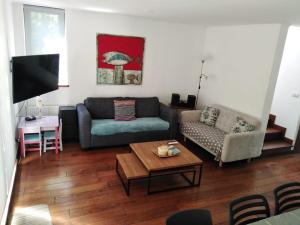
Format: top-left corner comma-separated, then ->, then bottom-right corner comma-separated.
200,106 -> 220,126
114,100 -> 136,121
230,117 -> 255,133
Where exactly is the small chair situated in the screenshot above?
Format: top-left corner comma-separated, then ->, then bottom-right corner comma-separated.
274,181 -> 300,215
22,127 -> 42,157
43,119 -> 63,152
229,194 -> 270,225
166,209 -> 212,225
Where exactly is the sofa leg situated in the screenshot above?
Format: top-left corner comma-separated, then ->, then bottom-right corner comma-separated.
219,160 -> 223,167
183,136 -> 186,142
247,158 -> 251,163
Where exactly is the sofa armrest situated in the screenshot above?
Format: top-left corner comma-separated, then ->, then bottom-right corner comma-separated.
77,103 -> 92,149
180,110 -> 201,123
221,131 -> 265,162
159,103 -> 178,139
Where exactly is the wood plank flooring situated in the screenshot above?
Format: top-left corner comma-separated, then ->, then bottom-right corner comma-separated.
7,141 -> 300,225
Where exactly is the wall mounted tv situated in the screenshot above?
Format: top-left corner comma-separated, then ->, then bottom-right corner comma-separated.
12,54 -> 59,104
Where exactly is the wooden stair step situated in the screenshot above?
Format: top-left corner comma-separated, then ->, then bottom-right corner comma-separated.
265,127 -> 284,141
263,140 -> 293,151
266,127 -> 282,134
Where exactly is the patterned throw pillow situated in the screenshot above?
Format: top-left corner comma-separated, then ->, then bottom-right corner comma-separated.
114,100 -> 136,121
230,117 -> 255,133
200,106 -> 220,127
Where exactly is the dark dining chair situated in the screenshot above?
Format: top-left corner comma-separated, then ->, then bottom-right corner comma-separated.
229,194 -> 270,225
166,209 -> 212,225
274,181 -> 300,215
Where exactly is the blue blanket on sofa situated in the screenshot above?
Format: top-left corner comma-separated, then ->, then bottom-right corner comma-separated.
91,117 -> 170,136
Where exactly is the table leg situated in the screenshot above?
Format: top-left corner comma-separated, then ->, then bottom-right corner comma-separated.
197,164 -> 203,186
147,173 -> 152,194
19,128 -> 25,158
55,127 -> 59,155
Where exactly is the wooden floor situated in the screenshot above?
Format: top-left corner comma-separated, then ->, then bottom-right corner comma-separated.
8,141 -> 300,225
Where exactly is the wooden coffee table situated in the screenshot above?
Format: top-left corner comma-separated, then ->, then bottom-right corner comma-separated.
116,140 -> 203,195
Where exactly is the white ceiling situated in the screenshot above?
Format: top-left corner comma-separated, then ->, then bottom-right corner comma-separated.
11,0 -> 300,25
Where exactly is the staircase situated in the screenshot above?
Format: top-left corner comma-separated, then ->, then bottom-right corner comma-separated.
263,114 -> 293,154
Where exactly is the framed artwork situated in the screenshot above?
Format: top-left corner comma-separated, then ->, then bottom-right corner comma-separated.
97,34 -> 145,85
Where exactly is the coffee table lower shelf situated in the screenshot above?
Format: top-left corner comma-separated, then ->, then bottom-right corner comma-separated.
116,153 -> 203,196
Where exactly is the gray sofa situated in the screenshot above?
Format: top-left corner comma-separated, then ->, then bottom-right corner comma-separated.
180,104 -> 265,167
77,97 -> 178,149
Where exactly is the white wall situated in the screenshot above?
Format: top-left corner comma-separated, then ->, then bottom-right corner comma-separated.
0,0 -> 18,224
12,5 -> 206,106
271,26 -> 300,141
200,24 -> 285,123
12,4 -> 289,128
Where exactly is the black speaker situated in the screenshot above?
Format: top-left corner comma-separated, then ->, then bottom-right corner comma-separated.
187,95 -> 196,108
171,93 -> 180,106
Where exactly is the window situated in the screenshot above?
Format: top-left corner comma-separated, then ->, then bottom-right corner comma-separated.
23,5 -> 68,86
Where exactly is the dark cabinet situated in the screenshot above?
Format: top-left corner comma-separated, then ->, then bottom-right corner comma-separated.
59,106 -> 78,142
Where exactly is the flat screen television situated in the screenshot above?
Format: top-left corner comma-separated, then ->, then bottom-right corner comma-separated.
12,54 -> 59,104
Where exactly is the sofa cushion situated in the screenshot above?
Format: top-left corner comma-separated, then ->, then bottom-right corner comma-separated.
85,97 -> 115,119
215,108 -> 236,133
133,97 -> 160,117
214,104 -> 261,133
230,117 -> 255,133
181,121 -> 226,161
91,117 -> 169,136
84,97 -> 160,119
200,106 -> 220,127
114,100 -> 136,121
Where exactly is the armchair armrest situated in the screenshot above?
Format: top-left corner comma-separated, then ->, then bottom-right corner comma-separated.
221,131 -> 265,162
180,110 -> 201,123
160,103 -> 178,139
76,103 -> 92,149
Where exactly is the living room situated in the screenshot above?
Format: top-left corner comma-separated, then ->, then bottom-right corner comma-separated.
1,0 -> 300,225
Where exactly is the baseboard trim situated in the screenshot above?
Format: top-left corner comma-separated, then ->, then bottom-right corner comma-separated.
1,161 -> 17,225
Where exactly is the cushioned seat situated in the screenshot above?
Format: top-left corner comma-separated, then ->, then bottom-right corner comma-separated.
43,131 -> 55,138
91,117 -> 170,136
24,134 -> 41,142
181,121 -> 226,160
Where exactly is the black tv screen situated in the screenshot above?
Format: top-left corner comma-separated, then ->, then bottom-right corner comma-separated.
12,54 -> 59,104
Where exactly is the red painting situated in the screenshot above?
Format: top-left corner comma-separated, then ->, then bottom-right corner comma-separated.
97,34 -> 145,85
